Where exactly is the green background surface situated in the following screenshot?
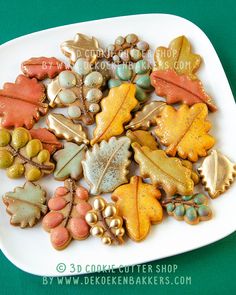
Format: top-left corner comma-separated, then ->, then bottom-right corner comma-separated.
0,0 -> 235,294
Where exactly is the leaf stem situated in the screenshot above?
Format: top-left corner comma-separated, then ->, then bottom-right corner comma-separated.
7,145 -> 53,171
97,211 -> 124,245
162,198 -> 199,208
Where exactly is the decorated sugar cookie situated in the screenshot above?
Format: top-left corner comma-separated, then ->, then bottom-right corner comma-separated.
91,83 -> 137,145
47,58 -> 104,125
0,127 -> 54,181
47,113 -> 89,145
154,35 -> 201,79
42,179 -> 91,250
86,197 -> 125,245
21,57 -> 66,80
104,34 -> 149,64
112,176 -> 163,242
198,150 -> 236,198
155,103 -> 215,162
132,143 -> 194,196
53,142 -> 87,181
162,193 -> 212,225
61,33 -> 102,65
3,182 -> 47,228
0,75 -> 47,129
82,137 -> 131,195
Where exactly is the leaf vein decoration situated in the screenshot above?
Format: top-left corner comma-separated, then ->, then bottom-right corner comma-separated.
151,70 -> 217,111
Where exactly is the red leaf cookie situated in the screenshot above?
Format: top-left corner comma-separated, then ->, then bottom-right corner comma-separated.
21,57 -> 66,80
29,128 -> 63,154
0,75 -> 48,129
151,69 -> 217,112
42,179 -> 91,250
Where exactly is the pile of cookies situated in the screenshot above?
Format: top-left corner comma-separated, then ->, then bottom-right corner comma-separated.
0,33 -> 235,250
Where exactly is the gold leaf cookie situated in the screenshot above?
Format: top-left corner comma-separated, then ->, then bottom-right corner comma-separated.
47,113 -> 89,145
86,197 -> 125,245
125,101 -> 166,130
198,150 -> 236,198
61,33 -> 102,65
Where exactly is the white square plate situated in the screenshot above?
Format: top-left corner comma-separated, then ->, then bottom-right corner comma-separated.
0,14 -> 235,276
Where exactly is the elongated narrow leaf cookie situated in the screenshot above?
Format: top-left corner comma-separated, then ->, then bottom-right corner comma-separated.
155,103 -> 215,162
47,113 -> 89,144
154,35 -> 201,79
91,84 -> 137,145
198,150 -> 236,198
53,142 -> 86,180
112,176 -> 163,242
82,137 -> 131,195
151,70 -> 217,112
132,143 -> 194,196
125,101 -> 166,130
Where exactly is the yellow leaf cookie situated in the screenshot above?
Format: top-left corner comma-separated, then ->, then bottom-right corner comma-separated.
112,176 -> 163,242
155,103 -> 215,162
91,84 -> 137,145
154,35 -> 201,79
132,143 -> 194,196
126,130 -> 158,150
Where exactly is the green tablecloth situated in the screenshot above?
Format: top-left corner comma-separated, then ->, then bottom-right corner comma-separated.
0,0 -> 235,294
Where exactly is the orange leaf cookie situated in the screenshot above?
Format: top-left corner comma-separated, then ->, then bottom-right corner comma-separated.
29,128 -> 63,154
21,57 -> 66,80
0,75 -> 47,129
112,176 -> 163,242
151,70 -> 217,112
155,103 -> 215,162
